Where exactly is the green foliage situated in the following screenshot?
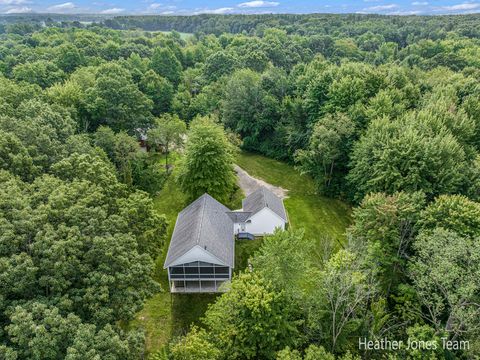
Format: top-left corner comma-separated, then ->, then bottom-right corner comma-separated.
150,47 -> 182,85
410,228 -> 480,342
348,115 -> 467,202
13,60 -> 65,88
170,326 -> 220,360
202,271 -> 299,359
86,63 -> 153,131
348,192 -> 425,295
147,114 -> 186,172
177,115 -> 236,203
419,194 -> 480,237
307,250 -> 376,353
139,70 -> 174,115
295,113 -> 354,195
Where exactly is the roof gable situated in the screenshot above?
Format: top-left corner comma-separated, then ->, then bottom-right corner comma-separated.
242,186 -> 287,222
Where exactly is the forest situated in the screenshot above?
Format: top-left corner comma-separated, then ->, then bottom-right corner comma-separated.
0,12 -> 479,360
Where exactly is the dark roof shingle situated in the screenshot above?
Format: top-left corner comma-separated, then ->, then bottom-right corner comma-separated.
164,194 -> 234,268
242,186 -> 288,222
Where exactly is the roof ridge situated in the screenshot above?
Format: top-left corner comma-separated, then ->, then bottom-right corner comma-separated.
262,186 -> 267,208
196,194 -> 207,246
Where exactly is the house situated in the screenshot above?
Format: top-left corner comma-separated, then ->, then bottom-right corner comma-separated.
164,194 -> 234,293
229,186 -> 288,236
164,187 -> 287,293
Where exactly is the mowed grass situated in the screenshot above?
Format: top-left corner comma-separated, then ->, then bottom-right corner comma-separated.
236,152 -> 352,258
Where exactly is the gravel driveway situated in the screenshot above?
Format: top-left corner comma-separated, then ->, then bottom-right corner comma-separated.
234,165 -> 288,199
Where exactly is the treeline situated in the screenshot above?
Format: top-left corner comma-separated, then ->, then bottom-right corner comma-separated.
106,13 -> 480,41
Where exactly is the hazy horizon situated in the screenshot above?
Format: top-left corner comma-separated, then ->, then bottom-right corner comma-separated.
1,0 -> 480,17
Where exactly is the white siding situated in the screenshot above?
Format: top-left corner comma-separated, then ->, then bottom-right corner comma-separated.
169,245 -> 226,267
244,207 -> 286,235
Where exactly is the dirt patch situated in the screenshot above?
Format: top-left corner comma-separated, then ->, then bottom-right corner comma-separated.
234,165 -> 289,199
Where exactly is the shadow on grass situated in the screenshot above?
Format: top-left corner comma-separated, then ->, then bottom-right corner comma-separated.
170,293 -> 219,338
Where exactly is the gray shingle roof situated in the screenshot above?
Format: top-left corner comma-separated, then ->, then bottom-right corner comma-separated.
226,211 -> 252,223
164,194 -> 234,268
242,186 -> 288,222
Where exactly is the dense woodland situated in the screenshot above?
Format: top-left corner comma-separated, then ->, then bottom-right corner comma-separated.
0,13 -> 479,360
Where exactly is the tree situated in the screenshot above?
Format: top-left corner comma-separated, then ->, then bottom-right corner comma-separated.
251,229 -> 313,302
56,44 -> 85,73
348,115 -> 467,202
150,47 -> 182,85
170,326 -> 220,360
177,116 -> 236,203
147,114 -> 186,173
202,272 -> 299,360
86,63 -> 153,131
409,228 -> 480,341
114,132 -> 139,186
295,113 -> 354,194
419,194 -> 480,238
307,250 -> 376,353
13,60 -> 65,88
348,192 -> 425,296
0,130 -> 37,181
222,69 -> 281,154
0,164 -> 165,357
139,70 -> 174,115
204,51 -> 238,81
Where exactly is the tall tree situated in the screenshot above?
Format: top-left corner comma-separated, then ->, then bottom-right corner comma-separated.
177,116 -> 236,203
147,114 -> 186,173
150,47 -> 182,86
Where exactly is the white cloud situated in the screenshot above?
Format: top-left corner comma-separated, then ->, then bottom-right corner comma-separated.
161,10 -> 174,14
205,7 -> 234,14
0,0 -> 28,4
237,1 -> 279,8
363,3 -> 398,11
411,1 -> 428,5
4,5 -> 31,12
47,2 -> 76,11
439,2 -> 480,11
99,7 -> 124,14
388,9 -> 421,14
148,3 -> 161,9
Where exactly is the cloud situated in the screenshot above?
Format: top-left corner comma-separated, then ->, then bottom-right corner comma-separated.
99,7 -> 124,14
438,2 -> 480,11
363,3 -> 398,11
411,1 -> 428,5
4,5 -> 31,12
148,3 -> 161,9
161,10 -> 174,14
205,7 -> 235,14
388,9 -> 421,14
0,0 -> 28,4
237,1 -> 279,8
47,2 -> 76,11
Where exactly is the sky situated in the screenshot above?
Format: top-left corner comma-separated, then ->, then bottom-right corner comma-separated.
1,0 -> 480,16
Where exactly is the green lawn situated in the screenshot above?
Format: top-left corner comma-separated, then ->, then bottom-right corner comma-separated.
130,151 -> 351,356
236,152 -> 352,258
